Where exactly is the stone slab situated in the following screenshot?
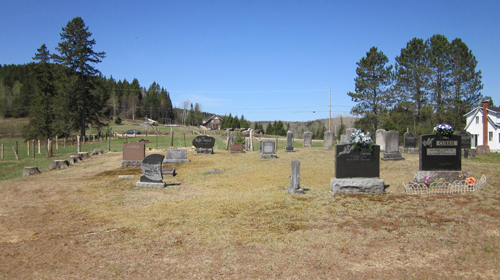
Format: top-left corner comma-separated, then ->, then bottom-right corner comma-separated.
136,181 -> 166,188
194,148 -> 213,155
413,170 -> 468,184
381,152 -> 405,161
331,177 -> 385,194
121,160 -> 142,168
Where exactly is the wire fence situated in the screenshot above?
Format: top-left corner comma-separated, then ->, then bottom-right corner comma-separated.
404,175 -> 487,195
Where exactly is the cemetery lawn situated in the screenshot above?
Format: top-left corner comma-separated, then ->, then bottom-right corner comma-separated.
1,148 -> 499,279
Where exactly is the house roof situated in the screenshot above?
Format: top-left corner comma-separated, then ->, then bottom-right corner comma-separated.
202,115 -> 222,125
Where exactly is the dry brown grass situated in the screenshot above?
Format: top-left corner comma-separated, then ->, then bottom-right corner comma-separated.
1,147 -> 500,279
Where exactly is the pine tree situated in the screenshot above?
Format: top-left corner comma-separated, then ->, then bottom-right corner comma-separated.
348,46 -> 393,131
53,17 -> 106,138
426,34 -> 451,124
27,44 -> 56,139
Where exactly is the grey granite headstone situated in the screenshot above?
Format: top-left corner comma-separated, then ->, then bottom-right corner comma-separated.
303,131 -> 312,147
376,129 -> 387,152
381,130 -> 404,161
260,141 -> 277,158
340,134 -> 348,144
137,154 -> 166,188
163,149 -> 191,163
323,131 -> 334,150
346,128 -> 356,138
454,131 -> 472,149
285,130 -> 294,152
287,160 -> 304,194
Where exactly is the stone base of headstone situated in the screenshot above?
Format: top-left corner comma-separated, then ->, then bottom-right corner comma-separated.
331,178 -> 385,194
413,170 -> 468,184
260,153 -> 277,159
135,181 -> 166,188
287,186 -> 304,194
194,148 -> 213,155
68,155 -> 82,165
381,151 -> 405,161
78,152 -> 90,159
51,160 -> 69,170
23,166 -> 41,177
462,148 -> 475,158
121,160 -> 142,168
285,147 -> 295,152
91,149 -> 105,156
163,158 -> 191,164
162,167 -> 176,176
402,148 -> 419,154
475,146 -> 490,154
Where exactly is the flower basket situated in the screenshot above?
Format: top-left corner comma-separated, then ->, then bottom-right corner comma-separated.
433,124 -> 453,139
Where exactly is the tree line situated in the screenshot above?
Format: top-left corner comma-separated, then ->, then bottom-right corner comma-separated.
348,34 -> 489,137
0,17 -> 180,139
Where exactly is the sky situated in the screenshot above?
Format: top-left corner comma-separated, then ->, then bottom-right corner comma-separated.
1,0 -> 499,122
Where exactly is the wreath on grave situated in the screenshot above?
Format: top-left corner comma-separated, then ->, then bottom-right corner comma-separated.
349,129 -> 374,152
433,124 -> 454,138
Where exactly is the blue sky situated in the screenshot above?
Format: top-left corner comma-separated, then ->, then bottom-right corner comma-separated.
1,0 -> 499,122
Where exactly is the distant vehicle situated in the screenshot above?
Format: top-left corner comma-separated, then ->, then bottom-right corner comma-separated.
207,126 -> 215,130
124,130 -> 141,135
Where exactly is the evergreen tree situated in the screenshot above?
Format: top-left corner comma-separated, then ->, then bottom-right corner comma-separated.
52,17 -> 106,138
447,38 -> 483,129
426,34 -> 451,124
27,44 -> 56,139
348,46 -> 393,131
394,38 -> 431,131
265,122 -> 274,135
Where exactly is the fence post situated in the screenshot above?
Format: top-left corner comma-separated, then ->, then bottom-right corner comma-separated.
77,135 -> 80,153
12,146 -> 19,160
1,144 -> 3,160
27,141 -> 30,156
56,135 -> 58,150
38,140 -> 41,154
32,140 -> 35,159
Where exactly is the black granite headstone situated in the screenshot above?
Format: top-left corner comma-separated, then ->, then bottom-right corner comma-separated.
192,136 -> 215,149
404,132 -> 417,148
419,134 -> 461,171
335,144 -> 380,178
454,131 -> 471,149
140,154 -> 164,183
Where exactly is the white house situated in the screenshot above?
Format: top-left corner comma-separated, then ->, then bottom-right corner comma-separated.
464,101 -> 500,152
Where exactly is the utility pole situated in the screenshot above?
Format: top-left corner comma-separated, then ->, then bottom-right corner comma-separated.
329,87 -> 332,132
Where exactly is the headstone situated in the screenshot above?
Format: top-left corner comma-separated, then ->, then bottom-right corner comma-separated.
419,134 -> 461,171
376,129 -> 387,152
192,135 -> 215,154
335,144 -> 380,178
404,132 -> 418,148
249,130 -> 254,151
163,149 -> 190,163
122,142 -> 145,168
455,131 -> 474,158
381,130 -> 405,161
260,141 -> 277,158
136,154 -> 166,188
229,143 -> 245,153
323,131 -> 334,150
303,131 -> 312,147
287,160 -> 304,194
340,134 -> 348,144
331,144 -> 384,194
285,130 -> 294,152
346,128 -> 356,138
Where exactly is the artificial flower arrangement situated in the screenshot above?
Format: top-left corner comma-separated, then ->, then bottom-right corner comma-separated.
349,129 -> 374,152
433,123 -> 454,138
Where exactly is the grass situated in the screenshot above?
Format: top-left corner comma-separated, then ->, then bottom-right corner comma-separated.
1,144 -> 499,279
